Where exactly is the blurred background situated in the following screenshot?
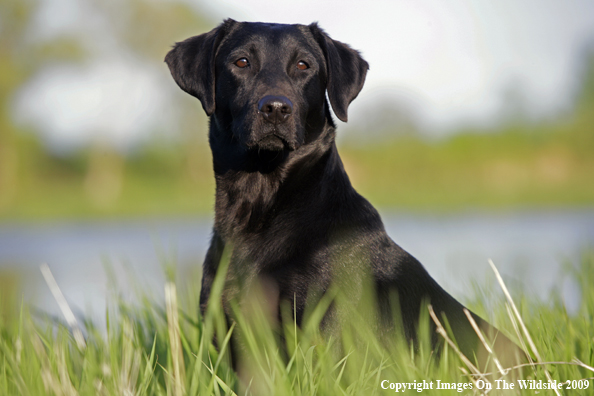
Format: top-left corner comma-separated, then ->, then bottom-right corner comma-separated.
1,0 -> 593,323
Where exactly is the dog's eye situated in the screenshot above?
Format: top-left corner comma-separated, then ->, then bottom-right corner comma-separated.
234,58 -> 249,68
296,61 -> 309,70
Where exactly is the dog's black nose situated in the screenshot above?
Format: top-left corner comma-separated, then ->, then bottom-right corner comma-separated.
258,95 -> 293,124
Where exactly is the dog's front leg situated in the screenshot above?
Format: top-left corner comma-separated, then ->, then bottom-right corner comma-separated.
200,231 -> 225,316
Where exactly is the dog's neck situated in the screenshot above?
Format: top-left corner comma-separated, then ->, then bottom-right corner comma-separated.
209,123 -> 349,239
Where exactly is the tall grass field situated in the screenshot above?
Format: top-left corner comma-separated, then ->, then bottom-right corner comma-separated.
1,252 -> 593,395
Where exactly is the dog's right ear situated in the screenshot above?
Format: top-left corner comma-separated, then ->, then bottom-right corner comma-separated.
309,23 -> 369,123
165,19 -> 235,116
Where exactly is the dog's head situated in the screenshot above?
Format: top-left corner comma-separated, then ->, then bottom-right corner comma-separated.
165,19 -> 368,152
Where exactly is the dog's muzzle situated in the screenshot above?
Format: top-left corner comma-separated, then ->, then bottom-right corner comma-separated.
251,95 -> 297,151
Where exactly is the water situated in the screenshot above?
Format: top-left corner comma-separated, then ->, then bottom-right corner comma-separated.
1,210 -> 592,321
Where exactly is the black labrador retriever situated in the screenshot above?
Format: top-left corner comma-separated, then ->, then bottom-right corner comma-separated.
165,19 -> 523,368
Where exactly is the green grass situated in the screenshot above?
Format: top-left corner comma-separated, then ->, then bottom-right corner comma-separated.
1,252 -> 593,395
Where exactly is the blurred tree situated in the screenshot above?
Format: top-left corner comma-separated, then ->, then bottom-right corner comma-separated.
565,43 -> 594,155
343,94 -> 420,144
0,0 -> 213,215
0,0 -> 86,211
497,78 -> 532,125
92,0 -> 211,61
575,46 -> 594,120
77,0 -> 212,208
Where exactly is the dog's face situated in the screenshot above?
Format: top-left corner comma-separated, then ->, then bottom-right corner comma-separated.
165,19 -> 368,153
213,22 -> 328,152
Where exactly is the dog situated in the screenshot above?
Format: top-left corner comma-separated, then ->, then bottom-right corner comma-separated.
165,19 -> 524,369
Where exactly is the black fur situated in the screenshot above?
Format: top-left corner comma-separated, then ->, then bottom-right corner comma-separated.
165,19 -> 522,367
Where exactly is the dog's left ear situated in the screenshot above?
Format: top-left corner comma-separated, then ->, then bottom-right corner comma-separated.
309,23 -> 369,122
165,19 -> 235,115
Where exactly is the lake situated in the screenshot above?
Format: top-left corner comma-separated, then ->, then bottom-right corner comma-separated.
1,209 -> 592,322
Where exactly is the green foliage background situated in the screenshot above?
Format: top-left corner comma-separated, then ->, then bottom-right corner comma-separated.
1,0 -> 594,220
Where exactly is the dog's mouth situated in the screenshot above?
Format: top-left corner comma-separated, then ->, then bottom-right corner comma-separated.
253,133 -> 296,152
